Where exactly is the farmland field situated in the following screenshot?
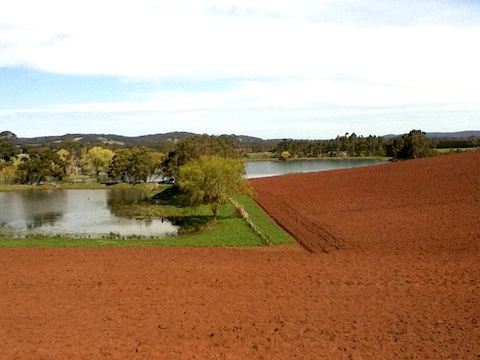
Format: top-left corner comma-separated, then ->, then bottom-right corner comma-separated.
1,151 -> 479,359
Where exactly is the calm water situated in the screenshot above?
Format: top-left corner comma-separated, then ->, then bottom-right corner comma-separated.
245,159 -> 387,179
0,189 -> 178,238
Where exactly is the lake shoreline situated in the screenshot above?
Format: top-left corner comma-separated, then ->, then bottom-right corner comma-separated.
0,158 -> 390,190
245,158 -> 388,179
244,156 -> 391,162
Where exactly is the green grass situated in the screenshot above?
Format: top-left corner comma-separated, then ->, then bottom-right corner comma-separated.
243,152 -> 276,160
0,184 -> 38,192
0,182 -> 163,194
433,147 -> 479,154
234,195 -> 294,245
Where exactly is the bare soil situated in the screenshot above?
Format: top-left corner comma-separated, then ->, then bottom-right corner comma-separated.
1,151 -> 479,359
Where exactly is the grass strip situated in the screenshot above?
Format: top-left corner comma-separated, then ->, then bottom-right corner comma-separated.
234,195 -> 294,245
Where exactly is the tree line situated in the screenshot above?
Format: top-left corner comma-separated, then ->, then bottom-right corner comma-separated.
274,133 -> 387,159
0,132 -> 242,185
273,130 -> 479,160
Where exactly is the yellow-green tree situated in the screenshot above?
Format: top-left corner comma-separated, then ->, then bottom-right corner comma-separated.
86,146 -> 114,175
178,155 -> 250,221
0,161 -> 15,184
279,151 -> 290,161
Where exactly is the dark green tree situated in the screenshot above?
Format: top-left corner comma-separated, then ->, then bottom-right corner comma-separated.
387,130 -> 432,159
402,130 -> 431,159
0,131 -> 17,140
108,149 -> 131,182
0,132 -> 19,162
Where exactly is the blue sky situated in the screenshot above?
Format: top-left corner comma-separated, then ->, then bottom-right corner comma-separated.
1,0 -> 479,139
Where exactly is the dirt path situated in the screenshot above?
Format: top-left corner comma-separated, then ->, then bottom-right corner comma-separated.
1,151 -> 479,359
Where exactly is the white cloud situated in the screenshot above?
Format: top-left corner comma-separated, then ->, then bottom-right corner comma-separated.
1,0 -> 479,138
2,0 -> 479,85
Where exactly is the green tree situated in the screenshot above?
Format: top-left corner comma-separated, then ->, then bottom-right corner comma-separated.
109,147 -> 163,183
0,133 -> 18,162
386,136 -> 405,158
128,147 -> 162,182
109,149 -> 131,182
467,135 -> 479,148
163,135 -> 238,179
86,146 -> 114,175
178,156 -> 250,221
0,161 -> 15,185
14,148 -> 66,184
387,130 -> 431,159
57,139 -> 89,176
0,131 -> 16,140
403,130 -> 431,159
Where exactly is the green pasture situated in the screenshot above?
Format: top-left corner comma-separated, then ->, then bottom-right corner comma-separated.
433,147 -> 478,154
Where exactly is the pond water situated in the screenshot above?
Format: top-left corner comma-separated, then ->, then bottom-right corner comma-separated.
0,189 -> 178,238
245,159 -> 387,179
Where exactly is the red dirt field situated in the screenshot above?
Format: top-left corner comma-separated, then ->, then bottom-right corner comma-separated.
1,151 -> 480,359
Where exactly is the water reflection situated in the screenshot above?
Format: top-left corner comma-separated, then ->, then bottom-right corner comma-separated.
3,190 -> 68,228
107,188 -> 146,204
27,212 -> 63,229
0,189 -> 178,238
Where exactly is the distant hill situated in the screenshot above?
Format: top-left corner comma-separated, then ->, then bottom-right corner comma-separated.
15,132 -> 280,152
425,131 -> 480,138
16,131 -> 195,147
384,131 -> 480,138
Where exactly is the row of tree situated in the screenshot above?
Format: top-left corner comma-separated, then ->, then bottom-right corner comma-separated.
274,130 -> 444,160
0,133 -> 242,185
274,133 -> 387,159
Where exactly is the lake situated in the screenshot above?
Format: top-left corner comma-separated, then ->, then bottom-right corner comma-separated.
0,189 -> 178,238
245,159 -> 387,179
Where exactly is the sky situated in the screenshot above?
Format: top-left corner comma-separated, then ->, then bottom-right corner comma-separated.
1,0 -> 479,140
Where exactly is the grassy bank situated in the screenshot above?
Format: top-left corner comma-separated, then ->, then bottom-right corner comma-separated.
0,181 -> 161,190
234,195 -> 293,245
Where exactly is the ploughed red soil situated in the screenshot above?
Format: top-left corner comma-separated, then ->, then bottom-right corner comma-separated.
1,152 -> 479,359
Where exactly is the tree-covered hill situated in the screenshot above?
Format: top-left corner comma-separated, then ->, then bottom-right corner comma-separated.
13,132 -> 280,152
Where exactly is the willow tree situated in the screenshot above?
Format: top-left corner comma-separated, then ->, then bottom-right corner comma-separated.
178,155 -> 250,221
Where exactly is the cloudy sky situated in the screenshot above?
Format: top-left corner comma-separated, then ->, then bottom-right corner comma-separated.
1,0 -> 479,139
